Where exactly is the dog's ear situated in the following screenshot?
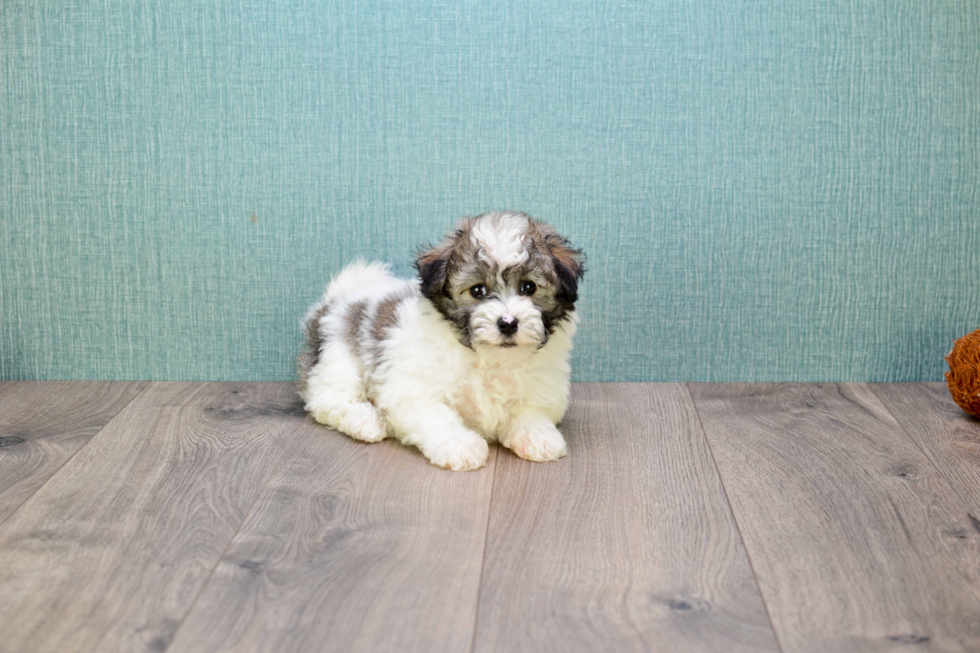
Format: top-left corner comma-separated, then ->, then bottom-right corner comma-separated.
542,231 -> 585,305
415,241 -> 454,300
551,242 -> 585,304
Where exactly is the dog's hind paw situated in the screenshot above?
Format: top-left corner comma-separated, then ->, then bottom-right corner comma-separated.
314,402 -> 388,443
341,402 -> 388,442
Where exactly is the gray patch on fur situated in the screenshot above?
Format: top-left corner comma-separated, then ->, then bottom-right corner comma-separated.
371,291 -> 410,342
344,301 -> 368,359
368,288 -> 412,365
296,299 -> 333,395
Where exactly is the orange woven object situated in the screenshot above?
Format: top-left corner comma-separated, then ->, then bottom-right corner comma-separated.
946,328 -> 980,418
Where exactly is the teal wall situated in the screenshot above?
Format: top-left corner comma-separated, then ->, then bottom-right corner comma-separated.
2,1 -> 978,382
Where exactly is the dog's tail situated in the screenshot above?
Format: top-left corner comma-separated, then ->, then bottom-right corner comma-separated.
321,260 -> 394,304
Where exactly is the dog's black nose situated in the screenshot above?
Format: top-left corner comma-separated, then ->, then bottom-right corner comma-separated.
497,316 -> 519,336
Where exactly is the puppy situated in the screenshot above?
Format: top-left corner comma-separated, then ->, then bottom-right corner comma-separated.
297,211 -> 584,471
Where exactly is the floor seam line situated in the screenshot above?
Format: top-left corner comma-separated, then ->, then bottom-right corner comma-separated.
685,382 -> 788,653
864,382 -> 980,516
0,380 -> 152,531
864,383 -> 944,472
162,393 -> 310,653
468,444 -> 500,653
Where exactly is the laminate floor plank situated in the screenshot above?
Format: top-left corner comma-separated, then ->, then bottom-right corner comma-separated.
871,383 -> 980,506
167,420 -> 499,653
690,383 -> 980,653
0,382 -> 306,653
0,381 -> 147,525
472,383 -> 780,653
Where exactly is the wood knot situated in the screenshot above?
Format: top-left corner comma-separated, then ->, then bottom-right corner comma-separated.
889,463 -> 918,481
952,440 -> 980,454
886,634 -> 930,645
943,524 -> 969,541
968,513 -> 980,534
655,594 -> 710,614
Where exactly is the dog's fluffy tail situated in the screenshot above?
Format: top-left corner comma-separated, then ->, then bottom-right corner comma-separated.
321,260 -> 394,304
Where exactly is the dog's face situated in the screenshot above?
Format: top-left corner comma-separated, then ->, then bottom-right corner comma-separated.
415,211 -> 584,350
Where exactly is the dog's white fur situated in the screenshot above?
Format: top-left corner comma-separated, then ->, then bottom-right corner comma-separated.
298,212 -> 581,471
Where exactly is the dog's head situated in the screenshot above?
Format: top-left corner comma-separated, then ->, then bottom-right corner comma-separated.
415,211 -> 585,350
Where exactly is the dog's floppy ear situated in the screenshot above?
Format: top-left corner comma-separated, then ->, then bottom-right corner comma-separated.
551,242 -> 585,304
415,241 -> 454,300
542,230 -> 585,305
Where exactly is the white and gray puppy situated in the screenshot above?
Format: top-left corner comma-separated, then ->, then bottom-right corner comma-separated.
297,211 -> 585,471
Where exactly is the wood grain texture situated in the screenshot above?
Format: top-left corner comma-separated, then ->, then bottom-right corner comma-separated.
0,382 -> 305,653
690,383 -> 980,653
871,383 -> 980,506
0,381 -> 147,525
473,383 -> 779,653
167,422 -> 498,653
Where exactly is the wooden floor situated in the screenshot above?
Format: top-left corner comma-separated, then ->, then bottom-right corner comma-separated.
0,383 -> 978,652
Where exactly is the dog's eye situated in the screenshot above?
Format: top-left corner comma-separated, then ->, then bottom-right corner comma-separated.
469,284 -> 488,299
519,280 -> 537,296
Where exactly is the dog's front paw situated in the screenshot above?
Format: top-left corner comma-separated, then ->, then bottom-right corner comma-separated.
423,432 -> 489,471
503,421 -> 567,462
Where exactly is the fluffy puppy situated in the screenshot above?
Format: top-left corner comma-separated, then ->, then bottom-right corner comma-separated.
297,211 -> 584,471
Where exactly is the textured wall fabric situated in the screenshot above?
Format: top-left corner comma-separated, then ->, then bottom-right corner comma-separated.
1,1 -> 978,382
